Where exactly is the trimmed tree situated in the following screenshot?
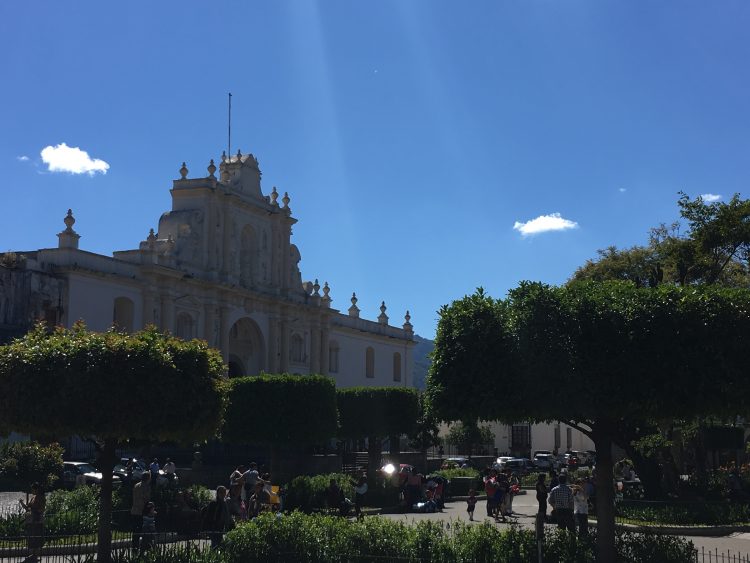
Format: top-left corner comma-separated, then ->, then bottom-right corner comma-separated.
337,387 -> 420,476
0,324 -> 225,563
428,282 -> 750,563
222,374 -> 338,478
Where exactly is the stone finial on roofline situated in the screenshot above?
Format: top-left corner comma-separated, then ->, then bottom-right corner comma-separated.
322,282 -> 331,307
179,162 -> 188,179
271,187 -> 279,207
348,292 -> 360,318
58,209 -> 80,249
378,301 -> 389,325
282,191 -> 290,209
207,159 -> 217,178
403,310 -> 413,335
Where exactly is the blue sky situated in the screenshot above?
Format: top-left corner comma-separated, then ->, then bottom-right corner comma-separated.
2,1 -> 748,338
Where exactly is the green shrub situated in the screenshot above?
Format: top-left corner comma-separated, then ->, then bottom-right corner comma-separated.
434,468 -> 480,480
185,484 -> 213,510
220,513 -> 697,563
284,473 -> 354,512
45,485 -> 99,535
616,501 -> 750,526
0,510 -> 25,537
0,441 -> 63,489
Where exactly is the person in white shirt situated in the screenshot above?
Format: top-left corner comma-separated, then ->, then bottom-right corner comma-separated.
163,458 -> 176,483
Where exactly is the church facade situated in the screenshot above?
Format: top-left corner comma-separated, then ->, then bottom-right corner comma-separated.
0,151 -> 415,388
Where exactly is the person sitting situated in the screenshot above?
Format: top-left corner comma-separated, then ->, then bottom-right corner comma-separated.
247,481 -> 271,519
325,479 -> 343,514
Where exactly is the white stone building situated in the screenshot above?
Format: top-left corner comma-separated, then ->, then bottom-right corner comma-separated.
0,151 -> 415,388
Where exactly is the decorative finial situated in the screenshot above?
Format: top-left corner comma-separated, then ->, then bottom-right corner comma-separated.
147,228 -> 156,245
348,292 -> 360,318
271,187 -> 279,206
403,310 -> 413,334
58,209 -> 81,249
282,191 -> 290,208
207,159 -> 216,178
321,282 -> 332,307
323,282 -> 330,299
63,209 -> 76,232
221,151 -> 227,162
378,301 -> 389,325
179,162 -> 188,179
236,149 -> 242,161
313,278 -> 321,296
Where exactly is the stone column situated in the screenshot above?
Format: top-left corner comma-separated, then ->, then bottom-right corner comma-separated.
160,293 -> 174,333
219,306 -> 231,363
142,290 -> 156,326
310,326 -> 321,374
279,319 -> 289,373
267,318 -> 279,373
203,304 -> 216,347
320,328 -> 329,375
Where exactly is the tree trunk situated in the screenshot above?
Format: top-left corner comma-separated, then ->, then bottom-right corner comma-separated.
96,440 -> 117,563
594,432 -> 616,563
367,436 -> 381,478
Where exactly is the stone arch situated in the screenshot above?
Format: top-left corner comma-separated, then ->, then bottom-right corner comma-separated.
228,354 -> 245,378
113,297 -> 134,333
228,317 -> 265,376
240,224 -> 258,288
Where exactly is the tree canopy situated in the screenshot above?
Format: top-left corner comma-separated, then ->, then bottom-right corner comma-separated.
0,323 -> 226,562
223,373 -> 338,446
427,281 -> 750,561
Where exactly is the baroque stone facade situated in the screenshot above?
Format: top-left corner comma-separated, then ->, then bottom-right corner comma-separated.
0,151 -> 414,388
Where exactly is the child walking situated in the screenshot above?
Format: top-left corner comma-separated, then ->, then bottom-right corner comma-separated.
467,489 -> 477,521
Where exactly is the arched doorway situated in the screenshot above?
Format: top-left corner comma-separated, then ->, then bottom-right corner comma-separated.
228,317 -> 265,377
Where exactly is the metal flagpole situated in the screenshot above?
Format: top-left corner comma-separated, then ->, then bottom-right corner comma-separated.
228,92 -> 232,159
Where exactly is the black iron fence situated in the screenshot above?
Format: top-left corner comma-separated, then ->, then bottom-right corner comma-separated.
695,547 -> 750,563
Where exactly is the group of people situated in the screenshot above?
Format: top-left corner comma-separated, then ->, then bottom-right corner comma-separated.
400,467 -> 446,513
536,471 -> 594,537
476,468 -> 520,522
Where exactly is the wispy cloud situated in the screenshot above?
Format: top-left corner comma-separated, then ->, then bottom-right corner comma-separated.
16,155 -> 30,162
40,143 -> 109,176
701,193 -> 722,202
513,213 -> 579,236
619,187 -> 627,193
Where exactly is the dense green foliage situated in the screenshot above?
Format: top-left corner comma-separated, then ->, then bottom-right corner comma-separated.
223,374 -> 338,446
572,192 -> 750,287
283,473 -> 355,512
216,512 -> 696,563
444,421 -> 495,455
337,387 -> 420,440
434,467 -> 481,480
0,323 -> 226,562
427,281 -> 750,561
0,324 -> 226,443
0,440 -> 63,489
616,501 -> 750,526
45,485 -> 100,535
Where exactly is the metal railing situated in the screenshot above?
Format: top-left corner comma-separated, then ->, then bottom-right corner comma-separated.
695,547 -> 750,563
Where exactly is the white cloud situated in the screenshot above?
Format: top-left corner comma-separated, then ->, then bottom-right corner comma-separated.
619,187 -> 627,193
513,213 -> 579,236
40,143 -> 109,176
16,155 -> 29,162
701,193 -> 722,202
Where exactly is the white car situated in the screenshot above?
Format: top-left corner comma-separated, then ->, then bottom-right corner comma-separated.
63,462 -> 122,489
493,456 -> 514,470
113,458 -> 174,487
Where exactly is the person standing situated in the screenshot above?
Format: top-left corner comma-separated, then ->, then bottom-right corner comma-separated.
140,502 -> 157,554
548,474 -> 575,532
163,458 -> 176,483
483,469 -> 498,518
242,462 -> 260,500
19,482 -> 45,561
149,458 -> 160,492
466,489 -> 477,521
202,486 -> 234,549
573,481 -> 589,538
353,472 -> 368,520
535,473 -> 548,519
130,473 -> 151,549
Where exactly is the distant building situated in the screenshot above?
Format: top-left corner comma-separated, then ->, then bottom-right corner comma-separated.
0,151 -> 414,388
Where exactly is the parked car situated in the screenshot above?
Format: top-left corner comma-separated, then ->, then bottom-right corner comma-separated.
533,453 -> 559,471
503,458 -> 534,475
532,450 -> 552,458
441,457 -> 476,470
493,456 -> 514,470
63,461 -> 121,489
